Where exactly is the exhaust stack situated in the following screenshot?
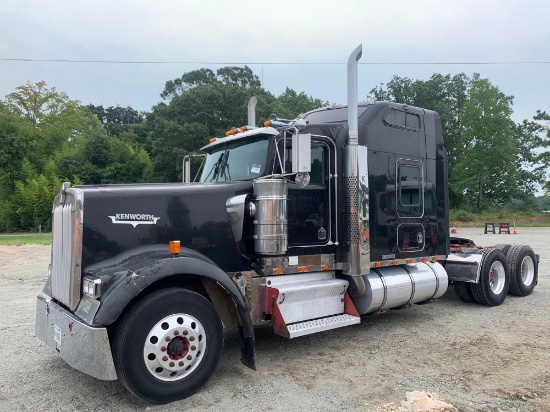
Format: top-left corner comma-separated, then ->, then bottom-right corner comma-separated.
344,44 -> 367,297
248,96 -> 257,127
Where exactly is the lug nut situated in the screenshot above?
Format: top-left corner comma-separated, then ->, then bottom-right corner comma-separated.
187,355 -> 192,360
190,336 -> 195,341
179,361 -> 184,366
162,356 -> 168,362
160,346 -> 166,352
183,330 -> 188,336
165,336 -> 171,342
191,345 -> 196,351
174,330 -> 179,336
169,361 -> 175,367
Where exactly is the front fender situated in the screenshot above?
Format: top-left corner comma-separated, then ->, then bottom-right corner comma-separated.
87,246 -> 253,341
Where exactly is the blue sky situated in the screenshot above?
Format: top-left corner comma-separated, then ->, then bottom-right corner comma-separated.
1,0 -> 549,124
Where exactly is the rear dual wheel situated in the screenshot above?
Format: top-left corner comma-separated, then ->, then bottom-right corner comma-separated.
506,245 -> 537,297
470,248 -> 509,306
113,288 -> 223,403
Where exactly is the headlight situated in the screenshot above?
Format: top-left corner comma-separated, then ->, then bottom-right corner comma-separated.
83,277 -> 102,298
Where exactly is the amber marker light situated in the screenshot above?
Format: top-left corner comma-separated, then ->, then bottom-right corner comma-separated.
169,240 -> 181,255
374,262 -> 382,267
240,126 -> 247,132
406,259 -> 414,264
321,265 -> 330,271
264,120 -> 272,127
298,266 -> 307,272
273,268 -> 283,275
421,257 -> 428,262
432,256 -> 439,261
391,260 -> 398,265
209,138 -> 216,143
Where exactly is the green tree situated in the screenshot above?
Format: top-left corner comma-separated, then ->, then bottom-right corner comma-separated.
453,78 -> 516,210
145,66 -> 325,182
5,81 -> 73,126
86,104 -> 144,136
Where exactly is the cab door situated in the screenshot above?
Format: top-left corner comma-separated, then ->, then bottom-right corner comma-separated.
283,139 -> 332,246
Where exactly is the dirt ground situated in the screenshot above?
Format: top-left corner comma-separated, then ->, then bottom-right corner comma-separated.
0,227 -> 548,411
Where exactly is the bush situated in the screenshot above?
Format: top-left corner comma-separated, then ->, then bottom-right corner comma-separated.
450,209 -> 475,222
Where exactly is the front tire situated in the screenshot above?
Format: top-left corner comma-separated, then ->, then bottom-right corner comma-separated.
470,249 -> 510,306
113,288 -> 223,403
506,245 -> 537,296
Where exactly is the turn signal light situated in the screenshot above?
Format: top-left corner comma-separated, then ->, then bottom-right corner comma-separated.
169,240 -> 181,255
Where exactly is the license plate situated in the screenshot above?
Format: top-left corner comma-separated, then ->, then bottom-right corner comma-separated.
54,325 -> 62,346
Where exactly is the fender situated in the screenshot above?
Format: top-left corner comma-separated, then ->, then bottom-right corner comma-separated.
85,245 -> 256,369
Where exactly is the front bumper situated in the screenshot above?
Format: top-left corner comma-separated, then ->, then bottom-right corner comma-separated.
35,295 -> 117,380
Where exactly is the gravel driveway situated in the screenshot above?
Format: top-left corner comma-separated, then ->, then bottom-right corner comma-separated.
0,227 -> 548,411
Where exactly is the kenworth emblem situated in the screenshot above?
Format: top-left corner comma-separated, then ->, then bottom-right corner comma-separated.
108,213 -> 161,228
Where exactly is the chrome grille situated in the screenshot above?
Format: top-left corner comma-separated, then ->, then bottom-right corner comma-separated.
50,185 -> 83,311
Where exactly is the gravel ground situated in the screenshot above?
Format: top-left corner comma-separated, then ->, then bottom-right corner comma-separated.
0,227 -> 548,411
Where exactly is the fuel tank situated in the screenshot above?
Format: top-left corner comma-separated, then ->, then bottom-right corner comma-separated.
352,262 -> 448,314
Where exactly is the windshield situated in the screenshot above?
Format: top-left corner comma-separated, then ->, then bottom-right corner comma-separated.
200,136 -> 270,182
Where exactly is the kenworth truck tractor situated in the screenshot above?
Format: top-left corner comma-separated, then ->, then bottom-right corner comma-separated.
35,45 -> 539,403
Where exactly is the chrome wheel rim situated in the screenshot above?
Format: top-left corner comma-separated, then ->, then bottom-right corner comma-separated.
143,314 -> 206,381
520,256 -> 535,287
488,261 -> 506,295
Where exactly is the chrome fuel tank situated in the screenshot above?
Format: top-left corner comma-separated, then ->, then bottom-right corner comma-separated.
252,179 -> 288,255
353,262 -> 448,314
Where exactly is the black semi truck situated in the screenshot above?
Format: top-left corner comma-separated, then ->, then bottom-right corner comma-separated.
35,45 -> 538,403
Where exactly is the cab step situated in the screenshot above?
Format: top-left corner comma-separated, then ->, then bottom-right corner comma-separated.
263,272 -> 360,338
287,314 -> 360,338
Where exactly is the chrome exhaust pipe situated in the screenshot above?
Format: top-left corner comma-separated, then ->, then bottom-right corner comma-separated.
344,44 -> 366,297
248,96 -> 257,127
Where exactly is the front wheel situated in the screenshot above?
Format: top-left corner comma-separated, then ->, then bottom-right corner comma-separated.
470,248 -> 510,306
113,288 -> 223,403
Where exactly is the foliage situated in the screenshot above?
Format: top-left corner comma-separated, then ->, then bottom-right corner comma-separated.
449,209 -> 475,222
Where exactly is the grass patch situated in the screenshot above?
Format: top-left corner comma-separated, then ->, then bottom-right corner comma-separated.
450,210 -> 550,227
0,234 -> 52,246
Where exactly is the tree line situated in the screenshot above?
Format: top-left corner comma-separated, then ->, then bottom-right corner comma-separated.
0,68 -> 548,232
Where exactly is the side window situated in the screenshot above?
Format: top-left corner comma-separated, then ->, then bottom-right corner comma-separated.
309,146 -> 326,185
396,160 -> 423,217
279,142 -> 327,185
384,109 -> 421,131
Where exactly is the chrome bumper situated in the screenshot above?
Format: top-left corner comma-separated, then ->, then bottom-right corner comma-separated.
35,295 -> 117,380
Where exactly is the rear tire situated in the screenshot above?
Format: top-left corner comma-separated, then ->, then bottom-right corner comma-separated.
113,288 -> 223,403
506,245 -> 537,296
494,244 -> 512,255
470,249 -> 510,306
454,282 -> 476,303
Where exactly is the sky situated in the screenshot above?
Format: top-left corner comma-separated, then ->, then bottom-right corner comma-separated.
1,0 -> 549,124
